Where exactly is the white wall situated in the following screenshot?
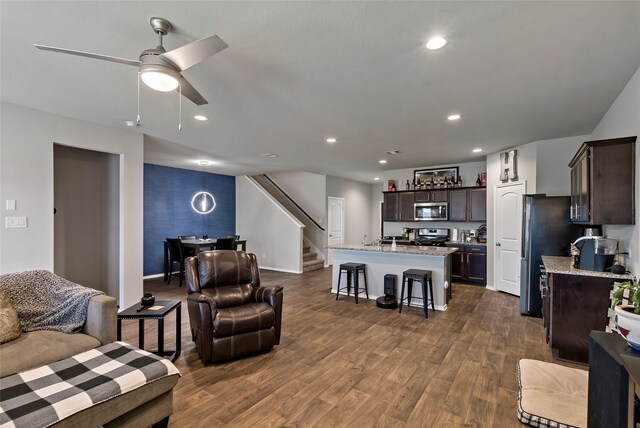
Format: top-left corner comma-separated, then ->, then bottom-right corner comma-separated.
236,176 -> 304,273
0,102 -> 144,308
536,136 -> 586,196
371,182 -> 385,239
326,176 -> 373,245
267,171 -> 327,260
588,65 -> 640,274
268,171 -> 326,226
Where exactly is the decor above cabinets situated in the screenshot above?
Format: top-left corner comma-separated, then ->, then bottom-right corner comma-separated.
382,187 -> 486,222
569,136 -> 636,225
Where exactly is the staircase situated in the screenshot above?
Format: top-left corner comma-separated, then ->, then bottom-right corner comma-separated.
303,245 -> 324,272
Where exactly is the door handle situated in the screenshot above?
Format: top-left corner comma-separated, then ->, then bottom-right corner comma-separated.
496,243 -> 501,246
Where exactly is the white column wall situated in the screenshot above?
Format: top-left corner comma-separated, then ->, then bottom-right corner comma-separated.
0,102 -> 144,308
236,176 -> 304,273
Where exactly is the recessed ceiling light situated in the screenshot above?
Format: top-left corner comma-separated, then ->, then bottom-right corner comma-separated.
374,177 -> 380,181
326,138 -> 337,143
194,115 -> 208,121
426,37 -> 447,50
385,150 -> 402,155
260,153 -> 279,158
447,114 -> 462,121
379,159 -> 387,164
473,148 -> 483,153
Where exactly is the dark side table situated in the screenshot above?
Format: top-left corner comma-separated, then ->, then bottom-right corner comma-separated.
117,300 -> 181,362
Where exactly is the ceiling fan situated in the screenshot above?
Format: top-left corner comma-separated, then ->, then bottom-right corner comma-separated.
34,17 -> 228,106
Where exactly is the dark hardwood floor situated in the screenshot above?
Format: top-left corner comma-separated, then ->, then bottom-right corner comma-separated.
118,267 -> 580,427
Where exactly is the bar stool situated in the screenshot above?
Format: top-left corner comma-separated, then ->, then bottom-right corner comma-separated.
398,269 -> 435,318
336,263 -> 368,304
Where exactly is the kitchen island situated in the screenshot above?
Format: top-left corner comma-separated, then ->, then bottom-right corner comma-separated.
328,244 -> 459,311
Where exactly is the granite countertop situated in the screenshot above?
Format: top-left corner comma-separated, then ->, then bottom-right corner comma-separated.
541,256 -> 633,280
327,244 -> 459,256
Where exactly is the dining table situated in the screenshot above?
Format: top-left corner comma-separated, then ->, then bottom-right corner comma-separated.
163,238 -> 248,282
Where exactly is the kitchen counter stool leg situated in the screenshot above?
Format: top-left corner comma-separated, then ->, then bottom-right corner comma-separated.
421,279 -> 428,318
429,277 -> 435,312
399,276 -> 406,313
354,270 -> 359,304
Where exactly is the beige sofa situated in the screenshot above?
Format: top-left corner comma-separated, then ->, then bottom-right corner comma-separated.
0,293 -> 180,428
0,294 -> 117,377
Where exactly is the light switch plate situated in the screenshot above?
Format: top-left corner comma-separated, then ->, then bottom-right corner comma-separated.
5,217 -> 27,228
5,200 -> 16,210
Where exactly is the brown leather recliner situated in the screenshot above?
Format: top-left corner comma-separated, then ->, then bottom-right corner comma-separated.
186,251 -> 283,362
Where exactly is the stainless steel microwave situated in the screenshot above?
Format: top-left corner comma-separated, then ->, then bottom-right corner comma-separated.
414,202 -> 448,221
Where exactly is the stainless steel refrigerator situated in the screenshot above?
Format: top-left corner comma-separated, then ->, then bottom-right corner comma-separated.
520,195 -> 583,316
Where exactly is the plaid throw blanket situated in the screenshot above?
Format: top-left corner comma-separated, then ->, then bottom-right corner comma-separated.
0,342 -> 180,428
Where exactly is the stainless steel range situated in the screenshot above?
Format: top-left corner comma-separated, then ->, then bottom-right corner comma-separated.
412,228 -> 450,246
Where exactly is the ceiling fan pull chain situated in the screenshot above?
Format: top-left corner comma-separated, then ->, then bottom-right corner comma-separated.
136,72 -> 141,124
178,84 -> 182,131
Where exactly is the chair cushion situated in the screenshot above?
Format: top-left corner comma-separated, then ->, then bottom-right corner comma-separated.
0,330 -> 100,377
213,303 -> 275,338
198,251 -> 256,288
517,359 -> 587,428
203,284 -> 254,308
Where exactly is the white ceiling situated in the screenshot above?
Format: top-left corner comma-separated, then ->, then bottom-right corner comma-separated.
2,1 -> 640,182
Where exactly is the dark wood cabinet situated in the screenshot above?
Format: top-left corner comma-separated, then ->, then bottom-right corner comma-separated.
382,187 -> 486,223
466,250 -> 487,282
450,251 -> 465,281
445,243 -> 486,285
468,188 -> 487,222
398,192 -> 415,221
414,190 -> 448,203
382,192 -> 399,221
448,189 -> 468,221
544,270 -> 616,363
447,188 -> 486,222
569,136 -> 636,225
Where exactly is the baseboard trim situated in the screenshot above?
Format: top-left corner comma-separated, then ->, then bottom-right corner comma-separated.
260,266 -> 303,274
143,273 -> 164,280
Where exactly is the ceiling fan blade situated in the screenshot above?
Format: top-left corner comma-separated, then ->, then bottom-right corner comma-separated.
160,35 -> 228,71
177,74 -> 208,106
34,44 -> 141,67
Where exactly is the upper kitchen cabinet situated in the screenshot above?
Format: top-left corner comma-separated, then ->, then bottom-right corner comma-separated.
449,188 -> 487,222
569,136 -> 636,225
398,192 -> 415,221
383,192 -> 399,221
383,191 -> 415,221
468,188 -> 487,222
414,190 -> 448,203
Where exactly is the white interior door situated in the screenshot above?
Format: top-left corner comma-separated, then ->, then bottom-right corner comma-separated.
494,181 -> 526,295
327,197 -> 345,266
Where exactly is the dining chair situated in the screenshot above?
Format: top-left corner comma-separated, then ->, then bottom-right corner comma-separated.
166,238 -> 186,287
178,235 -> 197,258
215,237 -> 236,250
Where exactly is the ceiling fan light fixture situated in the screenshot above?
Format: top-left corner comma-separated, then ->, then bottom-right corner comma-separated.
426,37 -> 447,50
140,70 -> 179,92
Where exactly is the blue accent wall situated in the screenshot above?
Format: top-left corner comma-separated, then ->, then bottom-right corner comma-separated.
144,163 -> 236,275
